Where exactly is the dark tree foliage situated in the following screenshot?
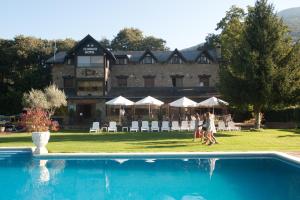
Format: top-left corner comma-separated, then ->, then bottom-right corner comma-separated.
0,36 -> 74,115
111,27 -> 168,51
216,0 -> 300,128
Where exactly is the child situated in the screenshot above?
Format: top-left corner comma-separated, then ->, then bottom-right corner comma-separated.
193,114 -> 205,142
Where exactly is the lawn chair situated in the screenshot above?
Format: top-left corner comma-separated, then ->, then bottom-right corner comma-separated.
130,121 -> 139,132
151,121 -> 160,132
217,120 -> 228,131
141,121 -> 150,132
107,121 -> 117,132
161,121 -> 170,131
227,121 -> 241,131
89,122 -> 100,133
180,121 -> 190,131
171,121 -> 180,131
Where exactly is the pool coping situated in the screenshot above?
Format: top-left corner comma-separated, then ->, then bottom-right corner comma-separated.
0,147 -> 299,165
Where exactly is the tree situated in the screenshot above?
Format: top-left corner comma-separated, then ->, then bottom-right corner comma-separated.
0,36 -> 74,115
23,84 -> 67,117
44,84 -> 67,116
141,36 -> 168,51
99,38 -> 111,50
111,27 -> 168,51
217,0 -> 300,129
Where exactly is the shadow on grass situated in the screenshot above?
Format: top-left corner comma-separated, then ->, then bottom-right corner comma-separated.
0,134 -> 32,144
0,131 -> 238,145
277,129 -> 300,138
277,129 -> 300,134
143,145 -> 188,148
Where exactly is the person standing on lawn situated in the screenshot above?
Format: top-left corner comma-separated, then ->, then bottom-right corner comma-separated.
206,112 -> 218,145
193,113 -> 201,141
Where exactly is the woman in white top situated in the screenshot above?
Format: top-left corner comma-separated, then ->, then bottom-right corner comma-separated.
206,112 -> 218,144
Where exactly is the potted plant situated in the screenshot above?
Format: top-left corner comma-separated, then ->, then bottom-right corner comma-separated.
21,84 -> 67,154
21,108 -> 54,154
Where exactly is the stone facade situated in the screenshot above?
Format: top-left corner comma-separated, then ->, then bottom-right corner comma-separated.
111,63 -> 219,88
47,35 -> 221,127
51,64 -> 75,89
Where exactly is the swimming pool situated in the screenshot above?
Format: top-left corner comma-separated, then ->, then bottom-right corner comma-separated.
1,150 -> 300,200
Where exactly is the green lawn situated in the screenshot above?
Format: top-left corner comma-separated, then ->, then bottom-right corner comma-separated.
0,129 -> 299,153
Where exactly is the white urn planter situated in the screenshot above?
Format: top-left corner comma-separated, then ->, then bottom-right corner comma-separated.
32,131 -> 50,154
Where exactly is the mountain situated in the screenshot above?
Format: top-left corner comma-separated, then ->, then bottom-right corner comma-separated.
181,43 -> 204,51
278,7 -> 300,41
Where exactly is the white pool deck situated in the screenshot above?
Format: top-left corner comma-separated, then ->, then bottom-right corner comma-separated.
0,147 -> 300,165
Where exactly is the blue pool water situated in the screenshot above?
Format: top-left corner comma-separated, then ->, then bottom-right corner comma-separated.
0,151 -> 300,200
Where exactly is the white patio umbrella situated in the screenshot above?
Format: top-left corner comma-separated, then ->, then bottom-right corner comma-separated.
169,97 -> 197,121
197,96 -> 229,114
169,97 -> 197,108
105,96 -> 134,106
135,96 -> 164,118
105,96 -> 134,123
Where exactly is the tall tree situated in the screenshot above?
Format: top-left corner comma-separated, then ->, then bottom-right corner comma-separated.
111,27 -> 168,51
0,36 -> 74,115
141,36 -> 168,51
99,38 -> 111,50
218,0 -> 300,129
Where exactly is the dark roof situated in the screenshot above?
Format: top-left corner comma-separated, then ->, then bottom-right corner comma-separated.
46,51 -> 67,64
107,87 -> 219,101
46,35 -> 220,64
113,48 -> 220,64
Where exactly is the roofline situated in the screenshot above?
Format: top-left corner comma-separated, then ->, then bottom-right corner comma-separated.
138,49 -> 158,62
166,48 -> 187,63
67,34 -> 116,61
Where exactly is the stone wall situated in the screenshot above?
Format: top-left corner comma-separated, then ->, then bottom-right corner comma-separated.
76,67 -> 104,78
51,64 -> 75,89
110,63 -> 219,88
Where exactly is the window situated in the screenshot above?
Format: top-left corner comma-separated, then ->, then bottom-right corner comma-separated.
198,75 -> 210,87
64,77 -> 74,88
116,58 -> 128,65
117,76 -> 128,87
198,54 -> 211,64
169,54 -> 183,64
171,76 -> 183,87
141,55 -> 155,64
77,56 -> 103,67
144,76 -> 155,88
77,81 -> 103,91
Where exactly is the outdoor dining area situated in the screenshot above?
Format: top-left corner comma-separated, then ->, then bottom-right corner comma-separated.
89,96 -> 241,133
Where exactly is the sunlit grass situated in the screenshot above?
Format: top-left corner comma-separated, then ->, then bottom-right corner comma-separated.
0,129 -> 299,153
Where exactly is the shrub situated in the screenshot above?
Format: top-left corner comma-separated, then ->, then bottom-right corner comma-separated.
21,108 -> 56,132
23,84 -> 67,117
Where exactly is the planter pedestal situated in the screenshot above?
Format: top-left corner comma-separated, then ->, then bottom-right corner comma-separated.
32,131 -> 50,154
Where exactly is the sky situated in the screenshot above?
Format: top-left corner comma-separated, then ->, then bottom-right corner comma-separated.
1,0 -> 300,49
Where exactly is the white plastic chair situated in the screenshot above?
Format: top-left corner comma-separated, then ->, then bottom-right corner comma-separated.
180,121 -> 190,131
89,122 -> 100,133
130,121 -> 139,132
151,121 -> 160,132
217,120 -> 228,131
171,121 -> 180,131
228,121 -> 241,131
141,121 -> 150,132
107,121 -> 117,132
161,121 -> 170,131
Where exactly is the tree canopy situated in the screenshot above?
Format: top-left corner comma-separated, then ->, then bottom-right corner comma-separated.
214,0 -> 300,128
0,36 -> 74,115
110,28 -> 168,51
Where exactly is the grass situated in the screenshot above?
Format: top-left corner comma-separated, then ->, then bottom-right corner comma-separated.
0,129 -> 299,153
